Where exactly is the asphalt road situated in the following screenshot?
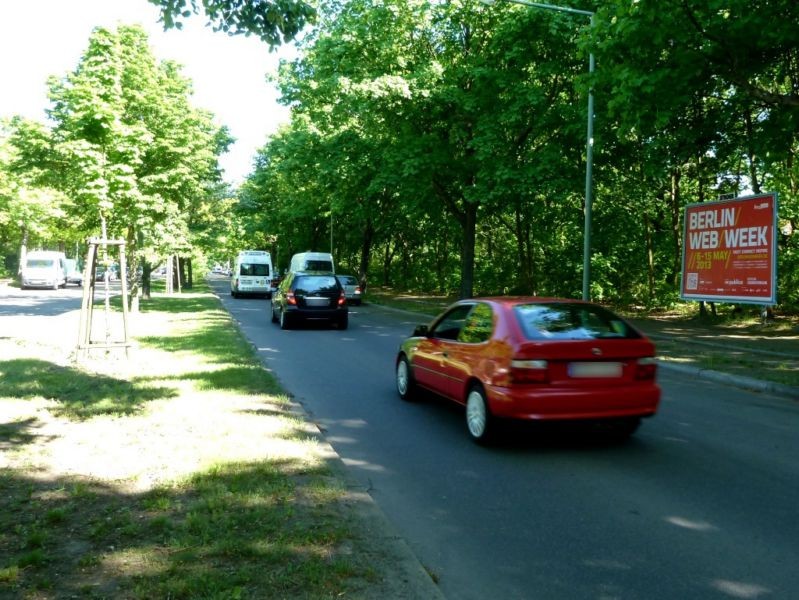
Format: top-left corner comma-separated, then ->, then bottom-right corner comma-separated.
208,279 -> 799,600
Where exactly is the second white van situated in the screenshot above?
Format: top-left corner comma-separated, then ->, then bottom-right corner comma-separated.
289,252 -> 334,274
231,250 -> 273,298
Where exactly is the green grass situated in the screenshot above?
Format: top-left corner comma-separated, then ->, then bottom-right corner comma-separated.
0,283 -> 380,599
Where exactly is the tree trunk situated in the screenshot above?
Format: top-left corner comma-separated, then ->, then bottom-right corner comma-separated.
18,227 -> 29,274
669,169 -> 682,288
142,261 -> 151,300
744,109 -> 762,194
186,257 -> 193,289
458,200 -> 477,299
382,241 -> 392,287
515,204 -> 533,294
126,225 -> 139,313
358,218 -> 374,289
645,215 -> 655,302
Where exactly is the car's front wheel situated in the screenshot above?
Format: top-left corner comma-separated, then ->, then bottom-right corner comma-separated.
396,355 -> 417,401
465,385 -> 494,444
271,302 -> 278,323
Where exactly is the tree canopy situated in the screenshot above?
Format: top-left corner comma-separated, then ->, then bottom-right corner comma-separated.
240,0 -> 797,309
150,0 -> 316,47
2,24 -> 232,304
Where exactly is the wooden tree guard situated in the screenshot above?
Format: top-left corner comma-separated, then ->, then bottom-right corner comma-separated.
76,238 -> 131,358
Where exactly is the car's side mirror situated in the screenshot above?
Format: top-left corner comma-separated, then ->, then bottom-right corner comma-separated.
412,324 -> 429,337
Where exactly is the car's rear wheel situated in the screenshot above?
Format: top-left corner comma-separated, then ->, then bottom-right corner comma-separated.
337,314 -> 348,330
396,355 -> 417,401
279,309 -> 291,330
466,385 -> 494,444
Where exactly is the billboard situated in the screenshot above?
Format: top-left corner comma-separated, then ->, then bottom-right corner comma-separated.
681,193 -> 778,304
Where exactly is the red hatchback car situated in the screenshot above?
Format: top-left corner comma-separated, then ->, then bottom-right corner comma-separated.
395,298 -> 661,444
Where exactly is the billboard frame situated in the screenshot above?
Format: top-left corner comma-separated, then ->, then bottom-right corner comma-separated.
680,193 -> 778,305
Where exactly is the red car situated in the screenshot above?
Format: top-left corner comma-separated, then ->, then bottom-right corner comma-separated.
395,298 -> 661,444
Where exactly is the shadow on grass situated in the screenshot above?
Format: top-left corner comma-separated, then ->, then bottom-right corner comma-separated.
0,359 -> 177,421
136,320 -> 255,366
138,294 -> 216,315
0,458 -> 376,598
0,417 -> 55,450
149,366 -> 285,396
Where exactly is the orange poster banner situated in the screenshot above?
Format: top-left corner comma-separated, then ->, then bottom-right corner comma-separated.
681,193 -> 778,304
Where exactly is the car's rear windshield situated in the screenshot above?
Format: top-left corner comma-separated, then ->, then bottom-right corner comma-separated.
239,263 -> 270,276
305,260 -> 333,271
514,303 -> 641,340
26,259 -> 54,268
338,276 -> 357,285
294,276 -> 338,294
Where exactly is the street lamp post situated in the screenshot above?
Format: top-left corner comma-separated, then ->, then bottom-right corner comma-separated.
481,0 -> 595,300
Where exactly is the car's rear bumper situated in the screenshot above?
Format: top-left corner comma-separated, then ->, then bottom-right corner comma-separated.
22,279 -> 58,288
286,307 -> 347,321
486,382 -> 660,421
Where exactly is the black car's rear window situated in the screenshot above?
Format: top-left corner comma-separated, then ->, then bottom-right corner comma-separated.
293,276 -> 339,294
514,303 -> 640,340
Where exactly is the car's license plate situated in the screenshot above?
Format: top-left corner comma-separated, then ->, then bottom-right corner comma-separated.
568,362 -> 623,378
306,297 -> 330,307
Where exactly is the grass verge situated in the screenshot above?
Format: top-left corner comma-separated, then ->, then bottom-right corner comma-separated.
0,282 -> 384,599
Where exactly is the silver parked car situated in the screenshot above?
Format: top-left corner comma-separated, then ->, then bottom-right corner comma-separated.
336,275 -> 362,305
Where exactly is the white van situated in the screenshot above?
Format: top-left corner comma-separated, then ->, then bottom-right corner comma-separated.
20,250 -> 68,290
289,251 -> 335,274
231,250 -> 273,298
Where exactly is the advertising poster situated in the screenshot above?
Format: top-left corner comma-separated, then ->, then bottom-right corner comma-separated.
681,193 -> 778,304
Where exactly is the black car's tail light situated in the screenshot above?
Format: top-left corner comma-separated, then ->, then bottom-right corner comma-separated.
286,292 -> 297,305
510,359 -> 549,384
337,291 -> 346,306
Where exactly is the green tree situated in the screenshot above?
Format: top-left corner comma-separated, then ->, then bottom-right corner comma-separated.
44,24 -> 230,306
151,0 -> 316,47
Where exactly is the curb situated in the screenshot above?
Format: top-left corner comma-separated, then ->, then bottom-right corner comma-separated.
656,360 -> 799,400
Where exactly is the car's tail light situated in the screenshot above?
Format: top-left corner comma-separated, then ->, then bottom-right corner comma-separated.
354,287 -> 361,295
337,290 -> 346,306
287,292 -> 297,305
510,359 -> 549,384
635,357 -> 657,380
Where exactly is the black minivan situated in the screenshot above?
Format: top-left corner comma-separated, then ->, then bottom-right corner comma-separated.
271,272 -> 348,330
